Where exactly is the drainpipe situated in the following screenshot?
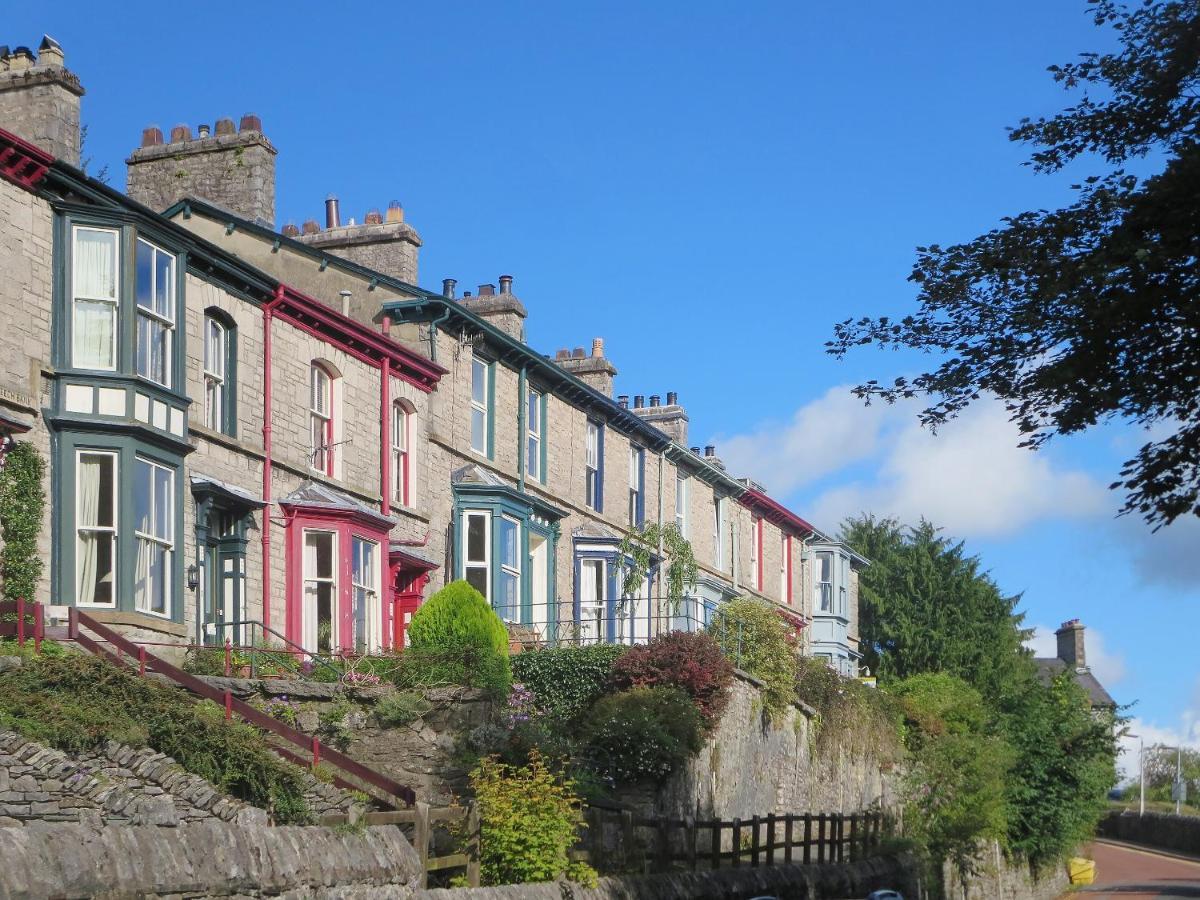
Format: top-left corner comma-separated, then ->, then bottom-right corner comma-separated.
428,304 -> 452,364
261,286 -> 283,633
380,359 -> 391,516
517,366 -> 527,492
656,450 -> 665,612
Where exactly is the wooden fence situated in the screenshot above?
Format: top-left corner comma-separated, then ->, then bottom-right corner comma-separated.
578,806 -> 889,874
322,801 -> 480,888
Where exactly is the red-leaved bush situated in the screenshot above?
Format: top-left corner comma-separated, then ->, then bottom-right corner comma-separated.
607,631 -> 734,730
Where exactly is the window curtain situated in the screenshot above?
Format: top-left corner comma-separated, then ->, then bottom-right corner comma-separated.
579,560 -> 598,643
303,535 -> 319,652
76,457 -> 101,603
76,230 -> 116,298
74,231 -> 116,369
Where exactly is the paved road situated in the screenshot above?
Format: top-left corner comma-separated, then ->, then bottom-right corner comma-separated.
1066,840 -> 1200,898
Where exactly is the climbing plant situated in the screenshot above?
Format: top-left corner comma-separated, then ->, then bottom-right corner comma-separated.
617,522 -> 697,610
0,442 -> 45,602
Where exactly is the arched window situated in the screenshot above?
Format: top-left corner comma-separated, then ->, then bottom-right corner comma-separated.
392,400 -> 413,507
203,309 -> 236,435
309,362 -> 337,476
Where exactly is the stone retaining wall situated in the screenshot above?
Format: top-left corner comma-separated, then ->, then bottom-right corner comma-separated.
1098,809 -> 1200,855
0,821 -> 422,899
944,841 -> 1069,900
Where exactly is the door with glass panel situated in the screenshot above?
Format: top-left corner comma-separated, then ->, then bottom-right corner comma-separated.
577,559 -> 605,645
529,534 -> 549,639
351,537 -> 378,654
303,530 -> 337,654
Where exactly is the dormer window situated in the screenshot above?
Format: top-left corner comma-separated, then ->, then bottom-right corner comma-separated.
72,227 -> 119,370
135,238 -> 176,386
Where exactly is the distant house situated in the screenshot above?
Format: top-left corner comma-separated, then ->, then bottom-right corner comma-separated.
1033,619 -> 1116,710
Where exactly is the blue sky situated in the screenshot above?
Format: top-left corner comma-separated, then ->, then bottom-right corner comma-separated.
11,1 -> 1199,768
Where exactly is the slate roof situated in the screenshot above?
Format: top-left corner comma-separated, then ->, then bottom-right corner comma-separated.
1033,657 -> 1117,708
278,480 -> 396,527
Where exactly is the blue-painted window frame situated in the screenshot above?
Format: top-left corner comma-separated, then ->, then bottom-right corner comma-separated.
628,444 -> 645,528
572,537 -> 655,645
585,419 -> 604,512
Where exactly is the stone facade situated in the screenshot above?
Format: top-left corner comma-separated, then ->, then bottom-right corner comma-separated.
0,39 -> 83,166
295,201 -> 422,285
126,117 -> 276,222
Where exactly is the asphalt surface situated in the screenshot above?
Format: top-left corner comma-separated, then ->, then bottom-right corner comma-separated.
1066,840 -> 1200,898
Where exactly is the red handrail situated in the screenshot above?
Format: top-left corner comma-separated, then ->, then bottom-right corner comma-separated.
67,608 -> 415,808
0,598 -> 44,651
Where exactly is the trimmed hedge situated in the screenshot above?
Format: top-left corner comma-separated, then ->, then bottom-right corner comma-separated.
510,643 -> 627,721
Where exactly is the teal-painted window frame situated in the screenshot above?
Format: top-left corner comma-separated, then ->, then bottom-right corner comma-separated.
452,487 -> 560,635
54,210 -> 189,401
469,355 -> 496,460
525,384 -> 548,485
51,427 -> 186,624
202,308 -> 238,437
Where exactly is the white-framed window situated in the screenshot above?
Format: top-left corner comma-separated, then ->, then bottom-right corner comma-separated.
135,238 -> 175,386
133,457 -> 174,616
628,445 -> 643,527
780,534 -> 792,603
463,510 -> 491,601
714,497 -> 726,571
839,554 -> 849,617
751,517 -> 763,591
75,450 -> 117,605
815,550 -> 834,613
675,473 -> 688,538
303,530 -> 337,654
470,357 -> 490,455
310,363 -> 334,475
578,558 -> 605,645
497,516 -> 521,622
203,314 -> 226,431
585,420 -> 602,511
526,387 -> 542,482
392,402 -> 410,506
351,537 -> 378,653
72,226 -> 119,371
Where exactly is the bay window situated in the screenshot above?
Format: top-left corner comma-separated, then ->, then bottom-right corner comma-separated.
470,357 -> 491,456
134,457 -> 174,616
135,238 -> 175,386
585,420 -> 603,511
75,450 -> 117,605
303,530 -> 337,653
351,537 -> 378,653
815,550 -> 834,613
310,363 -> 335,475
392,402 -> 410,506
497,516 -> 521,622
72,227 -> 119,370
463,511 -> 490,600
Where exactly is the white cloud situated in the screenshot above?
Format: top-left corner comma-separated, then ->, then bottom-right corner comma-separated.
1117,712 -> 1200,783
720,388 -> 1111,539
1025,623 -> 1128,689
1110,514 -> 1200,589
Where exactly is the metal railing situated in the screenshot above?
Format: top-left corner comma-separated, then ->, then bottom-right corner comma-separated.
205,619 -> 344,681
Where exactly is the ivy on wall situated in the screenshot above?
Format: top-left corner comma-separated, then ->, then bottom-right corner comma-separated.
617,523 -> 698,608
0,442 -> 46,601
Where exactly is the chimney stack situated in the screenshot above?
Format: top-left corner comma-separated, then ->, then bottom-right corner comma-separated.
457,274 -> 527,339
553,335 -> 619,396
630,388 -> 689,443
1055,619 -> 1087,670
126,111 -> 276,223
295,196 -> 422,285
0,36 -> 85,166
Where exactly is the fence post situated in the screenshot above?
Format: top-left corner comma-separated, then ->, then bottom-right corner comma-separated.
817,813 -> 826,863
223,689 -> 233,721
685,816 -> 697,872
803,813 -> 812,864
731,818 -> 741,867
465,800 -> 481,887
311,737 -> 321,770
621,810 -> 636,872
138,646 -> 147,677
33,602 -> 43,654
784,813 -> 794,864
16,597 -> 25,647
765,812 -> 776,865
68,606 -> 78,640
415,801 -> 431,889
656,817 -> 671,871
710,819 -> 721,870
750,814 -> 761,866
224,639 -> 233,677
836,814 -> 844,863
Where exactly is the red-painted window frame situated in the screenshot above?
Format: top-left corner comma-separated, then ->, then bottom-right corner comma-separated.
310,362 -> 336,477
392,401 -> 411,508
784,534 -> 793,604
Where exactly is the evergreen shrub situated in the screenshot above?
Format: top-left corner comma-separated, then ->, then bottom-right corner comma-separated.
710,597 -> 798,719
0,442 -> 46,601
509,643 -> 626,721
607,630 -> 733,730
401,580 -> 511,697
581,686 -> 703,786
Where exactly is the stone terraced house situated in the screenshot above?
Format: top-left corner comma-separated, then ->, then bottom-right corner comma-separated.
0,37 -> 864,675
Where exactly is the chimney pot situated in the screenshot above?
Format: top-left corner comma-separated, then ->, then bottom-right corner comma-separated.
617,394 -> 629,409
339,290 -> 352,316
690,446 -> 701,454
302,219 -> 320,235
633,395 -> 645,409
499,275 -> 513,295
649,395 -> 661,407
555,349 -> 569,360
214,117 -> 236,136
386,200 -> 404,223
8,48 -> 33,71
592,337 -> 605,358
281,222 -> 300,237
666,391 -> 678,406
572,347 -> 585,359
238,113 -> 262,133
463,291 -> 472,298
704,445 -> 715,457
442,278 -> 457,299
197,123 -> 211,138
478,283 -> 495,297
364,208 -> 383,225
325,195 -> 340,229
141,126 -> 164,148
170,124 -> 192,143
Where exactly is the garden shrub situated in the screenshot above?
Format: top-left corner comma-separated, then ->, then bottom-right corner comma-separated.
403,580 -> 511,697
607,630 -> 733,730
709,597 -> 797,720
581,686 -> 704,786
0,654 -> 310,822
0,442 -> 45,602
796,657 -> 903,755
510,643 -> 626,721
375,689 -> 432,727
471,750 -> 597,887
